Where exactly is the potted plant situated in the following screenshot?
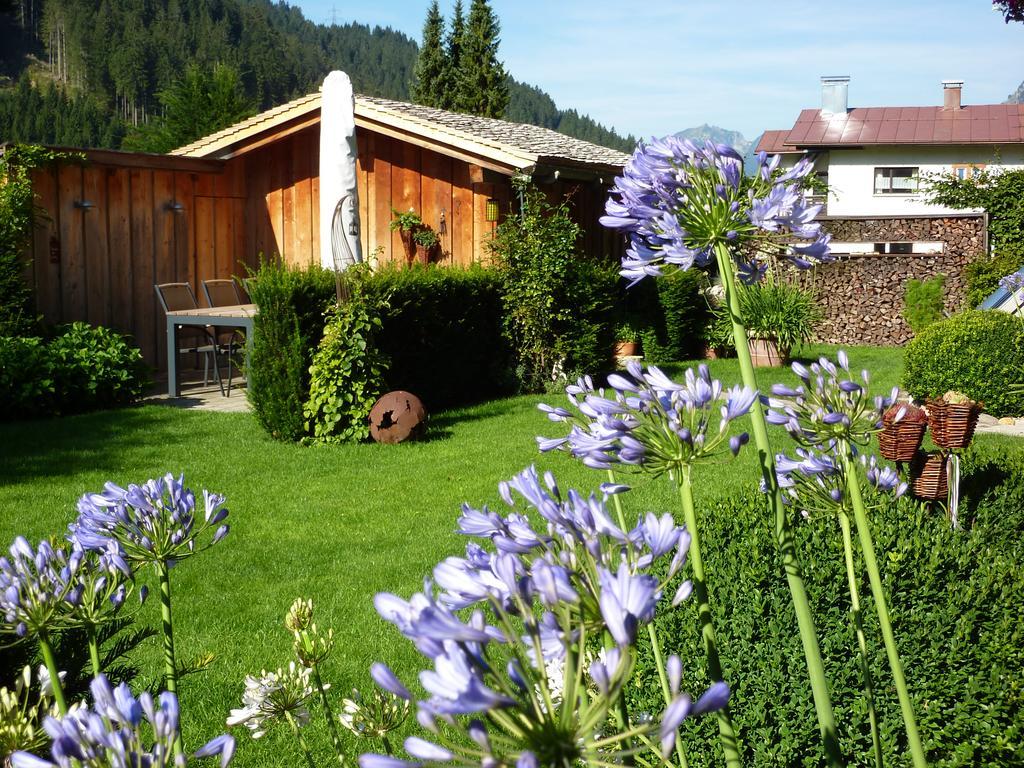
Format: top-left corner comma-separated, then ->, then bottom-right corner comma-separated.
412,227 -> 440,264
389,208 -> 423,263
705,307 -> 736,359
879,402 -> 928,462
613,316 -> 643,358
737,281 -> 821,367
927,390 -> 982,449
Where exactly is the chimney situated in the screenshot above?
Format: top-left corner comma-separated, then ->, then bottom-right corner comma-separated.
942,79 -> 963,110
820,75 -> 850,116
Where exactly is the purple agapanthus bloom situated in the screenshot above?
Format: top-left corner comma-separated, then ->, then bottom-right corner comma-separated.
69,474 -> 229,568
538,361 -> 755,479
999,271 -> 1024,295
600,138 -> 831,285
0,537 -> 82,638
364,468 -> 722,768
765,351 -> 897,449
11,674 -> 234,767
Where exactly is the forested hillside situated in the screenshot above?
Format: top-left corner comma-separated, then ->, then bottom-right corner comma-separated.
0,0 -> 634,151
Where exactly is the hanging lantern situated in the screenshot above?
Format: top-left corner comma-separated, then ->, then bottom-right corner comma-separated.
485,198 -> 500,223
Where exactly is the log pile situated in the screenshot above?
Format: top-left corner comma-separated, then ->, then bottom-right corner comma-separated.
790,215 -> 987,347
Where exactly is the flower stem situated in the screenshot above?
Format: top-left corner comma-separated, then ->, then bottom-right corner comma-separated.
677,472 -> 741,768
156,560 -> 184,758
714,241 -> 843,768
285,710 -> 319,768
87,627 -> 102,678
838,510 -> 884,768
311,661 -> 345,762
37,630 -> 68,715
840,452 -> 926,768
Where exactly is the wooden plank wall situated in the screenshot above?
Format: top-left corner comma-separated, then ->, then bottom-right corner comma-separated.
27,159 -> 250,370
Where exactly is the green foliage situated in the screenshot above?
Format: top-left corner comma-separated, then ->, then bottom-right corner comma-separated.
491,182 -> 615,391
411,1 -> 447,108
733,280 -> 821,351
389,209 -> 424,232
963,249 -> 1023,308
455,0 -> 508,118
123,63 -> 256,154
926,168 -> 1024,258
245,259 -> 335,441
629,269 -> 711,362
363,265 -> 514,410
303,281 -> 389,444
629,464 -> 1024,767
904,309 -> 1024,417
0,323 -> 147,420
901,274 -> 946,333
412,228 -> 440,248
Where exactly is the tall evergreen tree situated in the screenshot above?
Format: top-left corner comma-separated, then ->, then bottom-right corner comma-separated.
455,0 -> 507,118
435,0 -> 464,111
411,0 -> 446,107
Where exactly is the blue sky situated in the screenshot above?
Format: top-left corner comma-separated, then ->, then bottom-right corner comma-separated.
296,1 -> 1023,140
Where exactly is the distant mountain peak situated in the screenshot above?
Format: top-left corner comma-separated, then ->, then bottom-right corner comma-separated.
1006,79 -> 1024,104
674,124 -> 750,155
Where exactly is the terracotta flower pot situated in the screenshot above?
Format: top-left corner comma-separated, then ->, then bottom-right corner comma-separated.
748,337 -> 788,367
614,340 -> 640,358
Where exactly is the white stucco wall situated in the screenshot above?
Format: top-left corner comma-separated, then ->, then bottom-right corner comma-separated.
822,145 -> 1024,217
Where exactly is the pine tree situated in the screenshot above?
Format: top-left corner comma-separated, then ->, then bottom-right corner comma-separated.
455,0 -> 508,118
411,0 -> 447,108
435,0 -> 465,111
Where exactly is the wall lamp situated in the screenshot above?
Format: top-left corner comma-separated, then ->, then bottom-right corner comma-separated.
73,200 -> 95,210
165,201 -> 186,214
485,198 -> 500,223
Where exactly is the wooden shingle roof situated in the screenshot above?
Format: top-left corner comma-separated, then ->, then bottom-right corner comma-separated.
172,91 -> 630,175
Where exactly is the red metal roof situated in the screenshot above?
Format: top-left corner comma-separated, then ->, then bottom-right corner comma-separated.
765,104 -> 1024,149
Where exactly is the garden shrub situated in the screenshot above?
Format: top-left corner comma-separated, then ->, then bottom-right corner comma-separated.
901,273 -> 946,333
628,458 -> 1024,767
363,265 -> 514,410
245,260 -> 335,441
903,309 -> 1024,416
963,248 -> 1023,308
631,268 -> 711,362
491,181 -> 616,391
0,324 -> 146,420
303,282 -> 389,444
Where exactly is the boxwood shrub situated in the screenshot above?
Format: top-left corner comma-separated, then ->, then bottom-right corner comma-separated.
628,442 -> 1024,766
903,309 -> 1024,416
632,268 -> 711,363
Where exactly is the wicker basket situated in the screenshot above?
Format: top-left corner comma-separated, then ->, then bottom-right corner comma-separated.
927,399 -> 982,449
910,451 -> 948,501
879,416 -> 927,462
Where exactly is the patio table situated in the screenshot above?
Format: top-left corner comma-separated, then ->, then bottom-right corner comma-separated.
165,304 -> 257,397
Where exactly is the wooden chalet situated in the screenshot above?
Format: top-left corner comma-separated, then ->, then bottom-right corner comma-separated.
17,94 -> 629,369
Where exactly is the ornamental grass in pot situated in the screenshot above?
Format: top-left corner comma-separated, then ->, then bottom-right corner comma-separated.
713,281 -> 821,367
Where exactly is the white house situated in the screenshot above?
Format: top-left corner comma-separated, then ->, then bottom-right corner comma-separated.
758,76 -> 1024,221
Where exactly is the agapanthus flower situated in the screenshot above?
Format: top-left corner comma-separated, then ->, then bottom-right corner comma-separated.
227,663 -> 315,739
362,469 -> 723,768
10,674 -> 234,767
0,537 -> 81,638
63,545 -> 141,634
0,666 -> 62,759
773,448 -> 907,519
286,599 -> 335,667
765,351 -> 897,449
338,686 -> 410,739
538,361 -> 755,478
69,474 -> 229,567
998,271 -> 1024,295
600,138 -> 831,285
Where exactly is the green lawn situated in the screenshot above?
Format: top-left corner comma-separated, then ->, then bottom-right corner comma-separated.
0,344 -> 1014,765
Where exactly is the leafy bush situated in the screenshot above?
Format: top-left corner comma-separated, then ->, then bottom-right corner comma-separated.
716,280 -> 820,352
628,455 -> 1024,767
304,284 -> 389,444
363,265 -> 514,410
926,168 -> 1024,259
963,249 -> 1023,308
491,182 -> 616,391
902,274 -> 946,333
903,309 -> 1024,416
0,324 -> 146,420
245,260 -> 335,441
631,268 -> 711,362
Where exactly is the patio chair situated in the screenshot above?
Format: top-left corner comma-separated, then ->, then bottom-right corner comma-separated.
155,282 -> 230,396
202,279 -> 248,391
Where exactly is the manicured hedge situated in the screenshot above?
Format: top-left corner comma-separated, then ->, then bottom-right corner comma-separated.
903,309 -> 1024,416
364,265 -> 514,410
631,268 -> 711,363
628,442 -> 1024,766
0,323 -> 148,420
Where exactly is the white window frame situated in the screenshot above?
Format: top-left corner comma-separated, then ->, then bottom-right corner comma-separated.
873,166 -> 920,195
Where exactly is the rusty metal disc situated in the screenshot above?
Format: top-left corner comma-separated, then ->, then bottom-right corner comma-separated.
369,391 -> 427,444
